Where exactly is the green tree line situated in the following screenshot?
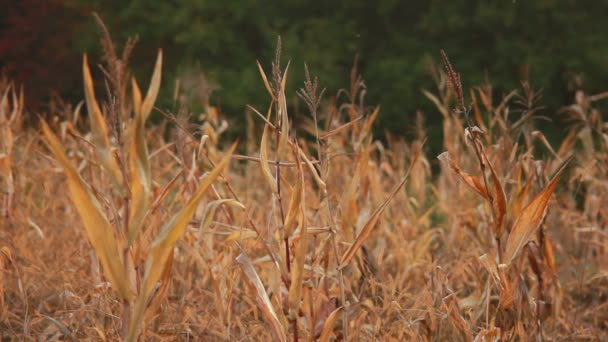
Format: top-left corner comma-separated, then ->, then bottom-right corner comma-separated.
2,0 -> 607,143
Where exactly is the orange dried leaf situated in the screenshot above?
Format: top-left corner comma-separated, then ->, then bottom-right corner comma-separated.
543,234 -> 557,276
319,306 -> 343,342
504,161 -> 568,264
340,153 -> 418,268
483,152 -> 507,237
438,152 -> 488,199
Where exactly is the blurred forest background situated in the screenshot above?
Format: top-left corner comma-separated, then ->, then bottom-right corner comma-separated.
1,0 -> 607,150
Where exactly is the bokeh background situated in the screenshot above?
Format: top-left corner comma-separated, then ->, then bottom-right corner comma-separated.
2,0 -> 607,150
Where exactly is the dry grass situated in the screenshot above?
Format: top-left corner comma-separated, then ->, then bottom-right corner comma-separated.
1,29 -> 608,341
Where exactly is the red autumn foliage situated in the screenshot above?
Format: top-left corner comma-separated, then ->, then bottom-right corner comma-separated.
0,0 -> 86,111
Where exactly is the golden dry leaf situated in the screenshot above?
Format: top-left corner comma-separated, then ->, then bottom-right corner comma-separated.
503,161 -> 568,264
359,106 -> 381,142
287,207 -> 307,317
498,270 -> 516,310
198,199 -> 245,235
260,119 -> 277,193
128,142 -> 236,341
339,152 -> 419,269
127,78 -> 152,245
256,60 -> 276,101
543,233 -> 557,276
479,253 -> 501,289
532,131 -> 558,159
469,89 -> 488,134
144,249 -> 173,323
510,175 -> 532,222
277,62 -> 290,156
140,50 -> 163,121
438,152 -> 488,199
284,146 -> 304,237
482,151 -> 507,237
41,121 -> 132,301
225,229 -> 258,243
236,252 -> 286,342
444,295 -> 472,341
297,146 -> 326,191
126,51 -> 162,245
319,306 -> 343,342
287,150 -> 307,316
0,154 -> 13,195
82,55 -> 124,188
131,78 -> 142,118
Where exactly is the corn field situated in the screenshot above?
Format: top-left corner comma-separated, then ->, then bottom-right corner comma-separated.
1,24 -> 607,341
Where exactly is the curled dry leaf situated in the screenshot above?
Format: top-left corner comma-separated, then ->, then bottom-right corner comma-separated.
503,160 -> 568,264
437,152 -> 487,198
260,118 -> 278,193
197,199 -> 245,236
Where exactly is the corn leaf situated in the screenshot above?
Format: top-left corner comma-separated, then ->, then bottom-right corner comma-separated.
198,199 -> 245,236
260,111 -> 277,193
287,150 -> 307,316
283,147 -> 304,237
127,77 -> 152,245
236,252 -> 286,342
41,121 -> 132,301
340,153 -> 418,268
256,61 -> 276,101
503,161 -> 568,264
140,50 -> 163,121
319,307 -> 343,342
82,55 -> 124,188
127,142 -> 236,341
482,151 -> 507,237
297,145 -> 326,191
438,152 -> 488,199
277,62 -> 290,156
